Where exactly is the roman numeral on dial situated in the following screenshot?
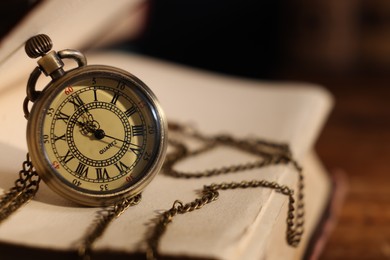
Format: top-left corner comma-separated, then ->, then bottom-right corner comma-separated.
75,162 -> 89,177
69,94 -> 84,110
96,168 -> 110,180
114,161 -> 129,174
132,125 -> 145,137
125,106 -> 137,117
56,112 -> 70,123
54,134 -> 66,142
129,143 -> 142,157
111,92 -> 120,104
93,87 -> 98,101
60,150 -> 74,164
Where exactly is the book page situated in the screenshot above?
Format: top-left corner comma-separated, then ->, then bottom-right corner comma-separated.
0,0 -> 145,92
0,52 -> 332,259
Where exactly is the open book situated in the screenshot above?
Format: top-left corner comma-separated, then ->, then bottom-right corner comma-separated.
0,51 -> 334,259
0,1 -> 335,259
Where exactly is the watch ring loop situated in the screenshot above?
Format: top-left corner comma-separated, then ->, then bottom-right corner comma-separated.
23,97 -> 31,119
58,49 -> 87,67
26,66 -> 43,103
26,50 -> 86,104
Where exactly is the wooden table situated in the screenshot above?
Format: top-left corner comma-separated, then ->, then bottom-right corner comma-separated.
298,75 -> 390,259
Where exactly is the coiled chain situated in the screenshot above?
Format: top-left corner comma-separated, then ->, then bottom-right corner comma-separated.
0,153 -> 41,223
78,194 -> 142,260
0,123 -> 304,260
146,122 -> 305,259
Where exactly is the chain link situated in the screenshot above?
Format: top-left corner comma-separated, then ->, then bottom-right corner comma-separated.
77,194 -> 142,260
0,153 -> 40,223
163,122 -> 294,178
147,122 -> 305,259
0,153 -> 142,259
0,122 -> 304,260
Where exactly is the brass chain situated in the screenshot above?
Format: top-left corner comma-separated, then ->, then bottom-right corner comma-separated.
0,153 -> 41,223
0,153 -> 142,260
78,193 -> 142,260
146,122 -> 305,260
0,123 -> 304,260
163,122 -> 294,178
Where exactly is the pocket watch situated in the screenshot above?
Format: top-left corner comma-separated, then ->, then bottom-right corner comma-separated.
23,34 -> 167,206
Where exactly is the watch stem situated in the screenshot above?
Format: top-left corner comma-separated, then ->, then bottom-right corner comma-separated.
25,34 -> 53,58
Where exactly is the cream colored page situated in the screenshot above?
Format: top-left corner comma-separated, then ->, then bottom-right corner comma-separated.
0,52 -> 332,259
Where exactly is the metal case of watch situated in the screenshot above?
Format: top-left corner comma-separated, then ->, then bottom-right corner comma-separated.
24,34 -> 167,206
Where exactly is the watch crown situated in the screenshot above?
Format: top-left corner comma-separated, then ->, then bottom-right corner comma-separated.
25,34 -> 53,58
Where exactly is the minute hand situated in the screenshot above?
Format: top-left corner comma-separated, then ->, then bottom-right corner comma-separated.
104,133 -> 126,143
96,130 -> 130,144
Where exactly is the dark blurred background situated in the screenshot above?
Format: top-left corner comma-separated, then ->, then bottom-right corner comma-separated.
1,0 -> 389,259
134,0 -> 390,77
134,3 -> 390,260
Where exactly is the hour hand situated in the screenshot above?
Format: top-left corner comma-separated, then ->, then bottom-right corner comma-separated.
77,119 -> 100,135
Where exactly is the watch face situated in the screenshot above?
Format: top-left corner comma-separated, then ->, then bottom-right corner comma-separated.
27,65 -> 166,205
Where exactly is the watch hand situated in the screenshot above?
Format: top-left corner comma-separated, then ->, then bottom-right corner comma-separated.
78,110 -> 95,127
76,119 -> 101,135
96,131 -> 127,143
94,129 -> 106,140
95,130 -> 136,147
84,110 -> 95,123
75,118 -> 125,143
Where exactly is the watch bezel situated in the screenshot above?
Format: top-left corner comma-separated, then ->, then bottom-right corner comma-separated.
27,65 -> 167,206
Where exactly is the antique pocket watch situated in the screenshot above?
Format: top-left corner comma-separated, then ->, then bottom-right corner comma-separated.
23,34 -> 167,206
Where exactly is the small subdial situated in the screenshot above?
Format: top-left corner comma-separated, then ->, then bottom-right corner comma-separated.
66,101 -> 132,168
